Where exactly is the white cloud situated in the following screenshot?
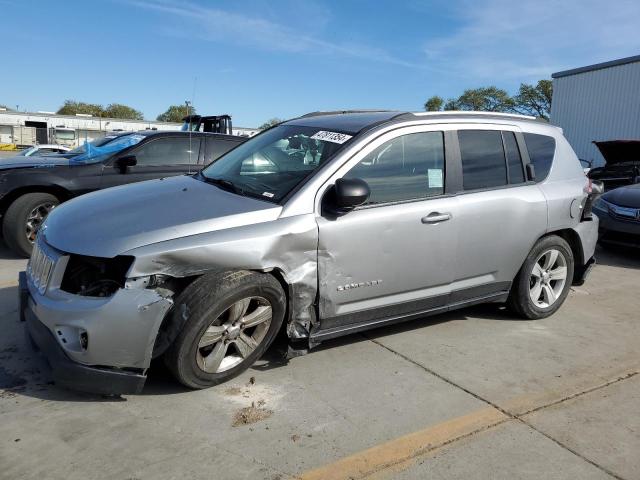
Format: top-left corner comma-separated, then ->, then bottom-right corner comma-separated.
128,0 -> 419,67
423,0 -> 640,82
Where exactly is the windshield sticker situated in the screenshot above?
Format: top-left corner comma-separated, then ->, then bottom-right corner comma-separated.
262,192 -> 275,198
310,131 -> 353,144
428,168 -> 443,189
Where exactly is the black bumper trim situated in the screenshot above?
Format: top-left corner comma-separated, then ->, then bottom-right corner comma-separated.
573,256 -> 596,287
21,280 -> 146,395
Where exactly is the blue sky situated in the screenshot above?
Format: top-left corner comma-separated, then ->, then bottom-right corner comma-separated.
1,0 -> 639,127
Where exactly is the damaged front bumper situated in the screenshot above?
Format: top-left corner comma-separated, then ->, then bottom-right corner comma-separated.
19,271 -> 173,395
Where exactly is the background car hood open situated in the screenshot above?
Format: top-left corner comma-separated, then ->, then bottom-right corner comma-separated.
43,175 -> 282,258
593,140 -> 640,165
602,183 -> 640,208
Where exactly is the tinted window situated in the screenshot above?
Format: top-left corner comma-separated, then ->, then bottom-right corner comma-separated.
458,130 -> 506,190
133,137 -> 200,165
523,133 -> 556,182
205,138 -> 241,163
503,132 -> 525,184
344,131 -> 445,205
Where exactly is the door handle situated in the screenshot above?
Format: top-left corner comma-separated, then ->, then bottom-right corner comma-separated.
421,212 -> 451,224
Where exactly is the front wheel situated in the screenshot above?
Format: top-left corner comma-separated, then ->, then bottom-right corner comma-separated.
508,235 -> 574,319
2,193 -> 59,257
164,271 -> 286,389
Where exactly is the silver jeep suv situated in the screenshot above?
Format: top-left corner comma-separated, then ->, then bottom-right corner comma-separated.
20,111 -> 599,394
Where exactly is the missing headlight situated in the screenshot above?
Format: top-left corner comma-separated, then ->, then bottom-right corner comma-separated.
60,255 -> 134,297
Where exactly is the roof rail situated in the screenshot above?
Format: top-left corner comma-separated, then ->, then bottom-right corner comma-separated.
299,109 -> 399,118
411,111 -> 538,121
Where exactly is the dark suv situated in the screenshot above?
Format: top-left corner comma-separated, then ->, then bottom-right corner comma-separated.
0,130 -> 245,256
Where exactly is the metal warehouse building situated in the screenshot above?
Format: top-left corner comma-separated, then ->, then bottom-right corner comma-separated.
551,54 -> 640,166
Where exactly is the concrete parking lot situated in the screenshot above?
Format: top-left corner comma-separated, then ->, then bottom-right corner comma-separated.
0,243 -> 638,480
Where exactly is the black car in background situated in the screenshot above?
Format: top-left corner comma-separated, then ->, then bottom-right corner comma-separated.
588,140 -> 640,191
0,130 -> 245,256
593,183 -> 640,248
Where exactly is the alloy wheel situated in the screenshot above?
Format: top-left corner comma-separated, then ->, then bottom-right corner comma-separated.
25,202 -> 56,243
195,296 -> 272,373
529,248 -> 568,308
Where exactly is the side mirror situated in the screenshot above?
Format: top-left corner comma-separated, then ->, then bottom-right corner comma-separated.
115,155 -> 137,173
323,178 -> 370,217
525,163 -> 536,182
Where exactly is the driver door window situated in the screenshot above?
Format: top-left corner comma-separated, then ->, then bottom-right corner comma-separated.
343,131 -> 445,205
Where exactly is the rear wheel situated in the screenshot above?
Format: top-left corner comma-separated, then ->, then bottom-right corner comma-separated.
164,271 -> 286,389
2,193 -> 59,257
508,235 -> 574,319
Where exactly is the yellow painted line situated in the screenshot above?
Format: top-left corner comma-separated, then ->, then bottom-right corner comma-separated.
299,406 -> 509,480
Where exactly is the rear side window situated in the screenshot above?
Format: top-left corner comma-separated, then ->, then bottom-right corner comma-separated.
523,133 -> 555,182
503,132 -> 525,184
205,138 -> 241,164
344,131 -> 445,205
458,130 -> 506,190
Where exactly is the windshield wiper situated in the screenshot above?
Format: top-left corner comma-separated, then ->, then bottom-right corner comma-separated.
201,175 -> 242,194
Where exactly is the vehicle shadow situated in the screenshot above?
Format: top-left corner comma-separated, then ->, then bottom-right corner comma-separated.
0,280 -> 513,403
0,241 -> 25,261
594,243 -> 640,269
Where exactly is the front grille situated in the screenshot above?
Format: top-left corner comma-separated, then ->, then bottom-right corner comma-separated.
27,239 -> 56,294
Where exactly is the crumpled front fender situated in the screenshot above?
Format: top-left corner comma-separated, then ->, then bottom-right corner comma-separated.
125,215 -> 320,339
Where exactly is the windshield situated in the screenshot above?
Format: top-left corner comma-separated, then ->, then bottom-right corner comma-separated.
70,134 -> 146,164
17,146 -> 37,156
200,125 -> 353,202
68,135 -> 119,154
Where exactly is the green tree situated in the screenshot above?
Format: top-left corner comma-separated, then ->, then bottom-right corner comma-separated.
513,80 -> 552,120
56,100 -> 104,117
443,98 -> 460,111
258,118 -> 284,130
103,103 -> 144,120
455,86 -> 515,112
424,96 -> 444,112
156,104 -> 196,123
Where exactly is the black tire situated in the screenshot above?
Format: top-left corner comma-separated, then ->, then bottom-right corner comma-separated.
164,270 -> 286,389
508,235 -> 574,320
2,192 -> 59,257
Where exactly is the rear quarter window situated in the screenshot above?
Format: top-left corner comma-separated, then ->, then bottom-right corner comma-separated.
523,133 -> 556,182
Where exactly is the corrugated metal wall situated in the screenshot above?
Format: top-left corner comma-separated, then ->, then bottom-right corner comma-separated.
551,61 -> 640,166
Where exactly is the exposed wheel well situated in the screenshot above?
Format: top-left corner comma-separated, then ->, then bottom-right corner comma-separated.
152,268 -> 293,359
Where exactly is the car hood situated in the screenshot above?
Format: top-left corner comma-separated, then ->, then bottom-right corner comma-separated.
0,155 -> 70,170
594,140 -> 640,165
602,183 -> 640,208
43,175 -> 282,258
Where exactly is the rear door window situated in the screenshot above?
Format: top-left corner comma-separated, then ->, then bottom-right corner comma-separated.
458,130 -> 507,190
523,133 -> 556,182
205,137 -> 241,164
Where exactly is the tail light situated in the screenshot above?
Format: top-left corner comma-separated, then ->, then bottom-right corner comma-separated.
582,178 -> 603,220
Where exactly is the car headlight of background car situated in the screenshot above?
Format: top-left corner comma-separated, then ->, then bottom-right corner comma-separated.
593,197 -> 611,212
